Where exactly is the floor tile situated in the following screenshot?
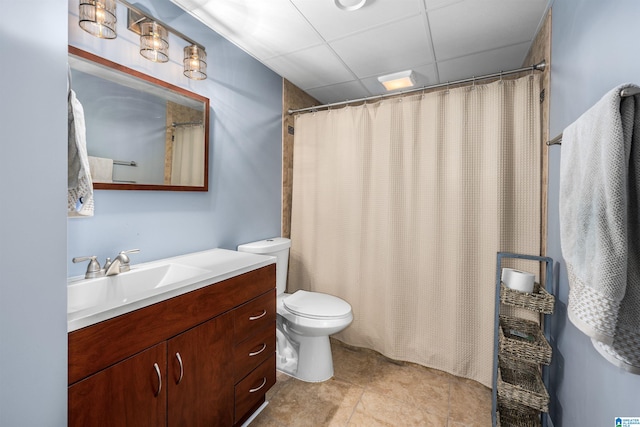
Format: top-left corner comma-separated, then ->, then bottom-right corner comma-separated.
331,341 -> 384,387
448,376 -> 492,426
257,377 -> 363,427
250,339 -> 492,427
366,358 -> 451,418
348,390 -> 447,427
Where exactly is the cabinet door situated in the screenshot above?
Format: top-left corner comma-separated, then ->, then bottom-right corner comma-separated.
168,312 -> 234,427
68,343 -> 167,427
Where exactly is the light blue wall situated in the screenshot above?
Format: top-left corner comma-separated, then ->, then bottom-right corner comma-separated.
548,1 -> 640,425
67,0 -> 283,277
0,1 -> 68,426
1,1 -> 281,424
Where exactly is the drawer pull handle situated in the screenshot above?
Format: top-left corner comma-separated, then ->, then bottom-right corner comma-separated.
153,363 -> 162,397
175,352 -> 184,384
249,377 -> 267,393
249,343 -> 267,357
249,310 -> 267,321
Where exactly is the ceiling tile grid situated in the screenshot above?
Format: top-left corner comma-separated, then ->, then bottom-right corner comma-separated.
171,0 -> 550,105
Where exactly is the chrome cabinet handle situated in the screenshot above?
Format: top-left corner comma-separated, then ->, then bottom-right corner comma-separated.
249,377 -> 267,393
153,363 -> 162,397
175,352 -> 184,384
249,343 -> 267,357
249,310 -> 267,321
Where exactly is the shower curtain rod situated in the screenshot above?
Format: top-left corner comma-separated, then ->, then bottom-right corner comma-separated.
546,86 -> 640,146
288,60 -> 546,115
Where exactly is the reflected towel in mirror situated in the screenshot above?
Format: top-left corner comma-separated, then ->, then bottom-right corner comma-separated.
88,156 -> 113,183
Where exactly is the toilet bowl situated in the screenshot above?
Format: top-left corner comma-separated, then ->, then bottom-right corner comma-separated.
237,237 -> 353,382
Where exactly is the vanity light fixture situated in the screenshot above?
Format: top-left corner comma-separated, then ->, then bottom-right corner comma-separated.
377,70 -> 416,91
124,3 -> 207,80
79,0 -> 117,39
139,21 -> 169,63
183,45 -> 207,80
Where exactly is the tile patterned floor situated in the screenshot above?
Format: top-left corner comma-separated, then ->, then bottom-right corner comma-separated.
250,339 -> 492,427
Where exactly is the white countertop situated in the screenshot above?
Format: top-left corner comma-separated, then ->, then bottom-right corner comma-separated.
67,248 -> 275,332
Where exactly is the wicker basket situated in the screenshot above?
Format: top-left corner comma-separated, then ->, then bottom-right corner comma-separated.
497,356 -> 549,412
500,282 -> 555,314
499,315 -> 552,365
497,401 -> 541,427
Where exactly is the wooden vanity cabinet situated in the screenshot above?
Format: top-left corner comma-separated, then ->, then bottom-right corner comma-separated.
68,343 -> 167,427
167,313 -> 234,427
68,265 -> 276,427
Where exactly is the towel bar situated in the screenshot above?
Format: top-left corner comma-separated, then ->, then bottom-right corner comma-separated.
113,160 -> 137,166
546,87 -> 640,146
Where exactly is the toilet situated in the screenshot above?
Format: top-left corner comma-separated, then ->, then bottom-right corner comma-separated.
237,237 -> 353,382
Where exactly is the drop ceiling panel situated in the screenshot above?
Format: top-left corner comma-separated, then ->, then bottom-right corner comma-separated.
305,80 -> 370,105
329,14 -> 434,78
264,44 -> 355,90
290,0 -> 423,41
437,41 -> 532,83
171,0 -> 323,60
171,0 -> 551,105
429,0 -> 547,60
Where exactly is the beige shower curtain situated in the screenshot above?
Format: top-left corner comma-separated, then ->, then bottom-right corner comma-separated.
289,75 -> 541,387
171,125 -> 205,186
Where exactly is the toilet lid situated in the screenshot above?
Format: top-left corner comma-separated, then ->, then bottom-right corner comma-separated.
283,290 -> 352,319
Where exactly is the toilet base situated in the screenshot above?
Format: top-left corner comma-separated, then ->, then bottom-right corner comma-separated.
279,331 -> 334,383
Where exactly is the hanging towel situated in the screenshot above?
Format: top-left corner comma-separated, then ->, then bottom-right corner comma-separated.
88,156 -> 113,183
560,83 -> 640,374
68,89 -> 94,217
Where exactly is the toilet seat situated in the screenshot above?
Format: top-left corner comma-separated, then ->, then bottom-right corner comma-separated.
283,290 -> 352,320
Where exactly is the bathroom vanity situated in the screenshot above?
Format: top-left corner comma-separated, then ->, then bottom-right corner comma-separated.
67,250 -> 276,427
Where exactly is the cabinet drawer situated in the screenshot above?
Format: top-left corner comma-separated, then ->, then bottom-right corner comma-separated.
234,324 -> 275,382
234,290 -> 276,343
234,354 -> 276,423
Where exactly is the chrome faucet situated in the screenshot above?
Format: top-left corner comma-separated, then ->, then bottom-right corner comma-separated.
104,249 -> 140,276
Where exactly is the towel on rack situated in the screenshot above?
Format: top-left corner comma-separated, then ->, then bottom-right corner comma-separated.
68,89 -> 94,217
88,156 -> 113,183
560,83 -> 640,374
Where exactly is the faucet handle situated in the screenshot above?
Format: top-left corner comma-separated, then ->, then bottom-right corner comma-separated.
72,256 -> 103,279
118,249 -> 140,272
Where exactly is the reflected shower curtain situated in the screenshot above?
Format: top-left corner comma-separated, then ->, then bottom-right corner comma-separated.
171,125 -> 205,186
289,75 -> 540,387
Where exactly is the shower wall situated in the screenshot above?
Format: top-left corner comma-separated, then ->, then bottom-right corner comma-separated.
282,79 -> 318,237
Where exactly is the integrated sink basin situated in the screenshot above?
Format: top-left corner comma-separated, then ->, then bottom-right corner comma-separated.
68,263 -> 210,314
67,248 -> 276,332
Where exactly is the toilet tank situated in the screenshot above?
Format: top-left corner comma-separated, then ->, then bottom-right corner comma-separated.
237,237 -> 291,295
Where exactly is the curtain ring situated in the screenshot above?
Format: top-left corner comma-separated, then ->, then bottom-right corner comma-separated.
446,81 -> 450,94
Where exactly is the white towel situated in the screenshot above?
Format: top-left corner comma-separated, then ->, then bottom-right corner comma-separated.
560,83 -> 640,374
67,89 -> 94,217
88,156 -> 113,183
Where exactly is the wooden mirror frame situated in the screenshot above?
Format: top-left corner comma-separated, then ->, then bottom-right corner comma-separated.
69,45 -> 210,192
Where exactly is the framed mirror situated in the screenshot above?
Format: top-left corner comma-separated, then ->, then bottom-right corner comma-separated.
68,46 -> 209,191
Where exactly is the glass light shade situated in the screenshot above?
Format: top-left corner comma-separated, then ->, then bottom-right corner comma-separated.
140,21 -> 169,63
79,0 -> 117,39
183,45 -> 207,80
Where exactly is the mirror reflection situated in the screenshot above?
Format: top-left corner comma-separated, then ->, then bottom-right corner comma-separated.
68,46 -> 209,191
